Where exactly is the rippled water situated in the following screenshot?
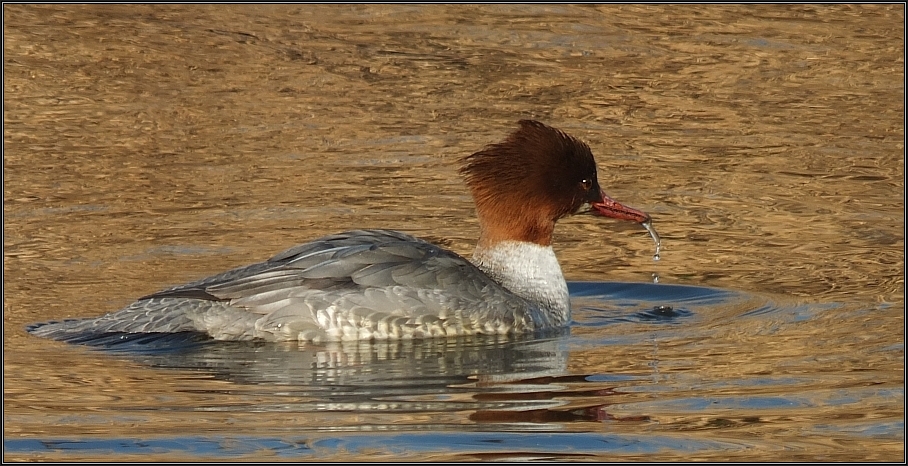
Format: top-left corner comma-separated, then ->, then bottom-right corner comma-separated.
4,4 -> 903,461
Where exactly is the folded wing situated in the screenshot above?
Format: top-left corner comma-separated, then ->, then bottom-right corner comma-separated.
28,230 -> 541,343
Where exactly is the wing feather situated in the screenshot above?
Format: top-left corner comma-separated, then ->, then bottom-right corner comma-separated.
28,229 -> 541,342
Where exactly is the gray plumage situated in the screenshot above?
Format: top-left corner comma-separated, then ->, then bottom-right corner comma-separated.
28,230 -> 552,343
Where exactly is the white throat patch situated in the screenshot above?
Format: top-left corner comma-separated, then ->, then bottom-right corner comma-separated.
471,241 -> 570,322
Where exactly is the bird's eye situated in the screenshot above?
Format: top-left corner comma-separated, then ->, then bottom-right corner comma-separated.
580,179 -> 592,191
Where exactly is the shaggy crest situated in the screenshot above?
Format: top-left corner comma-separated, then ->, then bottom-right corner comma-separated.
460,120 -> 605,245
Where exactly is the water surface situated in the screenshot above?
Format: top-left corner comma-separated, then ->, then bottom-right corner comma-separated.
4,4 -> 903,461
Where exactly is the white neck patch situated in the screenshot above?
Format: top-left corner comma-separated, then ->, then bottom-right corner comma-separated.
471,241 -> 570,323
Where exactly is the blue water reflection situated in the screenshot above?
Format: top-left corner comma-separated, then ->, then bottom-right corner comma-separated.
11,281 -> 897,460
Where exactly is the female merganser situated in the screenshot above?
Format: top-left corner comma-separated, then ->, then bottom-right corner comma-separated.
28,120 -> 653,343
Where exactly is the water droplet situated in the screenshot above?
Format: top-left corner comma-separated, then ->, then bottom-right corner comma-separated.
652,273 -> 659,284
641,219 -> 662,261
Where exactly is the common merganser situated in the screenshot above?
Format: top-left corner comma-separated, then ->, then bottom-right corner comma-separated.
27,120 -> 653,343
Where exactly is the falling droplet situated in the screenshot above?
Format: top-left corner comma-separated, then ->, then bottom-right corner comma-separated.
652,273 -> 659,284
641,219 -> 662,261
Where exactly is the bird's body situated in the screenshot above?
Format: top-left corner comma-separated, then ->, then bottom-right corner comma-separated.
28,120 -> 652,343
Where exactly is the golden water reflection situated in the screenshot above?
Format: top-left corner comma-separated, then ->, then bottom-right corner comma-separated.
4,4 -> 903,461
